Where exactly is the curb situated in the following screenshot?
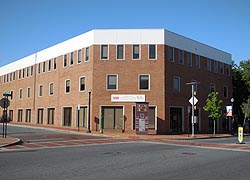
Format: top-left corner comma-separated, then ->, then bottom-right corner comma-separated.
0,138 -> 22,148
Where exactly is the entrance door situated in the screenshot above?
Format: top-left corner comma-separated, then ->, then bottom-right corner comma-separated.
102,106 -> 123,129
170,107 -> 183,133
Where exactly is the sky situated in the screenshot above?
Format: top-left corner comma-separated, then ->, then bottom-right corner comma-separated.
0,0 -> 249,67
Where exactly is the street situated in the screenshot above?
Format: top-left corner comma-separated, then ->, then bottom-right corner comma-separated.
0,125 -> 250,180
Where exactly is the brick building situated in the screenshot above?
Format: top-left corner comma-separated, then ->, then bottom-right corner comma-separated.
0,29 -> 232,134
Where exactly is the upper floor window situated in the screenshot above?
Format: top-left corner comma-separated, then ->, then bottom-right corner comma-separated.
64,54 -> 68,67
13,72 -> 16,80
178,49 -> 184,64
210,83 -> 215,93
132,45 -> 140,60
213,61 -> 218,73
195,55 -> 200,69
27,87 -> 31,98
173,76 -> 180,93
149,45 -> 156,59
49,83 -> 54,96
107,75 -> 117,90
207,58 -> 211,72
116,45 -> 124,60
70,52 -> 74,65
65,80 -> 70,93
19,88 -> 23,99
168,46 -> 174,62
38,63 -> 41,74
85,47 -> 89,61
226,65 -> 230,76
26,67 -> 29,77
39,85 -> 43,97
79,77 -> 86,91
30,66 -> 33,76
139,74 -> 150,90
101,45 -> 108,60
187,52 -> 192,67
220,63 -> 224,74
78,49 -> 82,64
224,86 -> 228,98
43,61 -> 46,73
53,58 -> 57,70
22,68 -> 25,78
48,59 -> 51,72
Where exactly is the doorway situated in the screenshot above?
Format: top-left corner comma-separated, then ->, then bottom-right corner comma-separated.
170,107 -> 183,133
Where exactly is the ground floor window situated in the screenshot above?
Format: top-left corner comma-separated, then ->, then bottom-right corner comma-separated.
9,110 -> 13,121
18,109 -> 23,122
37,108 -> 44,124
188,107 -> 200,132
170,107 -> 183,133
78,106 -> 87,127
63,107 -> 72,126
25,109 -> 31,123
133,106 -> 156,130
47,108 -> 55,125
101,106 -> 123,129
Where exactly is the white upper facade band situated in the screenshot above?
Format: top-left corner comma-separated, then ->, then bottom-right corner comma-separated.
0,29 -> 232,76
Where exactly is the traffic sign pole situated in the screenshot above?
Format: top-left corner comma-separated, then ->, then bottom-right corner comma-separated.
191,84 -> 195,138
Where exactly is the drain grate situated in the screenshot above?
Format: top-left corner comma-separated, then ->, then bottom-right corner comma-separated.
104,151 -> 122,156
182,152 -> 197,155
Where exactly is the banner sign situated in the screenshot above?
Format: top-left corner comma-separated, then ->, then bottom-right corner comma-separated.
135,102 -> 149,134
226,106 -> 232,116
111,94 -> 145,102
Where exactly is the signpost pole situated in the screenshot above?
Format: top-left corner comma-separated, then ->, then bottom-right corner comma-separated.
191,84 -> 195,138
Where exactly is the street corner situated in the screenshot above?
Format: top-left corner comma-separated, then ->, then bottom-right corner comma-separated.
0,137 -> 21,148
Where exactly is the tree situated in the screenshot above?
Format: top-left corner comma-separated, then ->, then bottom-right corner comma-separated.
203,92 -> 223,134
239,60 -> 250,89
241,97 -> 250,127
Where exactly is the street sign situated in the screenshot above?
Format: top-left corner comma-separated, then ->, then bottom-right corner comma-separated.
189,96 -> 198,105
238,127 -> 244,144
0,98 -> 10,108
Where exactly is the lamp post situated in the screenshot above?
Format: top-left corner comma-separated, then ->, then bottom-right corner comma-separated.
231,98 -> 234,134
87,89 -> 92,133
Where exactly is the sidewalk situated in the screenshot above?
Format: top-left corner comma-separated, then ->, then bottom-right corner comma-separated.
0,137 -> 20,148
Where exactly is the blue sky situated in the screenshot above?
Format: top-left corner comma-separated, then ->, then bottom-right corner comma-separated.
0,0 -> 249,67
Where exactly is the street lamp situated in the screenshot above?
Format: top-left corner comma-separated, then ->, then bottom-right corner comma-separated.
231,98 -> 234,134
87,88 -> 92,133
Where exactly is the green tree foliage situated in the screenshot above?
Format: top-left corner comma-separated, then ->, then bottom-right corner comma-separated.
203,92 -> 222,134
232,60 -> 250,126
241,98 -> 250,126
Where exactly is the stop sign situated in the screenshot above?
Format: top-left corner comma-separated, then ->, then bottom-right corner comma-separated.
0,98 -> 10,108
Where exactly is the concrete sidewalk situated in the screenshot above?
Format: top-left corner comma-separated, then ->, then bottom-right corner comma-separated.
0,137 -> 21,148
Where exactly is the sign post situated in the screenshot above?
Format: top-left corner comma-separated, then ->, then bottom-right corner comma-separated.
237,127 -> 244,144
135,102 -> 149,134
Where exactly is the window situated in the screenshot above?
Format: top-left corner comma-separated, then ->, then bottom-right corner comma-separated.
224,86 -> 228,98
70,52 -> 74,65
213,61 -> 218,73
39,85 -> 43,97
116,45 -> 124,60
149,45 -> 156,59
43,62 -> 46,73
207,58 -> 211,72
22,68 -> 25,78
210,83 -> 215,92
18,109 -> 23,122
10,73 -> 12,81
226,65 -> 230,76
139,75 -> 149,90
79,77 -> 85,91
49,83 -> 54,95
27,87 -> 31,98
65,80 -> 70,93
47,108 -> 55,125
54,58 -> 57,70
10,90 -> 13,100
25,109 -> 31,123
37,108 -> 44,124
191,80 -> 198,92
38,63 -> 41,74
173,77 -> 180,93
78,107 -> 87,127
19,89 -> 23,99
169,46 -> 174,62
30,66 -> 33,76
9,110 -> 13,121
85,47 -> 89,61
187,52 -> 192,67
63,107 -> 72,126
64,54 -> 67,67
26,67 -> 29,77
195,55 -> 200,69
13,72 -> 16,80
107,75 -> 118,90
48,59 -> 51,71
101,45 -> 108,60
132,45 -> 140,60
220,63 -> 224,74
78,49 -> 82,63
19,70 -> 21,79
178,49 -> 184,64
